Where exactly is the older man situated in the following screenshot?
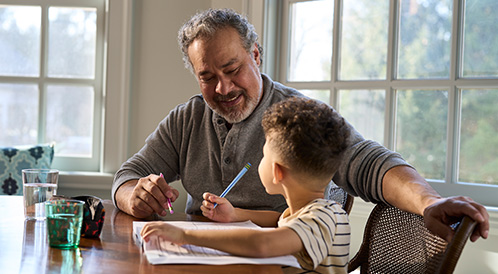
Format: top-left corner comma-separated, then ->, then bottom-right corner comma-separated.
113,8 -> 488,243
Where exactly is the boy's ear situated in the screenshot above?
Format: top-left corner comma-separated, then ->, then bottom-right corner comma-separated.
272,162 -> 285,184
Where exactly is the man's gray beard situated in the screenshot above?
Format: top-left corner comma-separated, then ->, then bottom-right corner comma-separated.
207,93 -> 260,124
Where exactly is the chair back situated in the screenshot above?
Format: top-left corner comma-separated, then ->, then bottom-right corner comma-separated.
348,203 -> 476,274
324,181 -> 354,214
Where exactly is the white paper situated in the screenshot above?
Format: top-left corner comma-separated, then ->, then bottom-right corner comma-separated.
133,220 -> 301,268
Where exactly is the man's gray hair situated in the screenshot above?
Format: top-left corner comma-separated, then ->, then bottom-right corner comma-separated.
178,8 -> 263,73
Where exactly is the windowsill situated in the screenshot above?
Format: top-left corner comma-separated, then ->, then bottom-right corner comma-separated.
58,171 -> 114,190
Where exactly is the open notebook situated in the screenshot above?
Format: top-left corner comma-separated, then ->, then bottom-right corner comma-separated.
133,220 -> 300,267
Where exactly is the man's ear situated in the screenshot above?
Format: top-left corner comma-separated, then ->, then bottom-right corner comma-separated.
252,43 -> 261,66
272,162 -> 285,184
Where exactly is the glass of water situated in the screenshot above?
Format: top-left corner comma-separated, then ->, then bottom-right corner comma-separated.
22,169 -> 59,220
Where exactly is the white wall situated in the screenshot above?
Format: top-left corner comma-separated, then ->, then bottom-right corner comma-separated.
129,0 -> 207,154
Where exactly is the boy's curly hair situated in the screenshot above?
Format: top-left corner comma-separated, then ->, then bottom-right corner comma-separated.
261,97 -> 351,181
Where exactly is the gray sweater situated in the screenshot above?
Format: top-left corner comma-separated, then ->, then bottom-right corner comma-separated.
112,74 -> 409,215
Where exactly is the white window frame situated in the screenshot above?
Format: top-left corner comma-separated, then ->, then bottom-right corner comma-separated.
0,0 -> 132,190
1,0 -> 104,171
267,0 -> 498,207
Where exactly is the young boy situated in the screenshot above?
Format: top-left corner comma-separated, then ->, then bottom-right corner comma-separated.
141,97 -> 351,273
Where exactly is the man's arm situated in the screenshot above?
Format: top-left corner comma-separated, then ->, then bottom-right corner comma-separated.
382,165 -> 489,242
332,131 -> 489,242
141,222 -> 302,258
382,166 -> 441,215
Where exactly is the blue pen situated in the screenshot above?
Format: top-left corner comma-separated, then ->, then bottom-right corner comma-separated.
213,163 -> 251,208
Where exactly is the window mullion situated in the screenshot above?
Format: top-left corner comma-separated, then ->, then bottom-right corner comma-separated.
386,0 -> 398,82
278,0 -> 290,84
446,0 -> 465,185
38,4 -> 49,145
384,0 -> 399,150
330,0 -> 341,109
446,87 -> 460,185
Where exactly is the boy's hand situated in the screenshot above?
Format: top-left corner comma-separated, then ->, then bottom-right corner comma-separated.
141,222 -> 186,245
200,192 -> 236,222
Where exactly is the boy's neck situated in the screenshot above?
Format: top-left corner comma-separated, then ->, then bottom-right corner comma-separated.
283,183 -> 325,215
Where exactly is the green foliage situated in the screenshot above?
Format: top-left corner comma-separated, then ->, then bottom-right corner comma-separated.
459,90 -> 498,184
463,0 -> 498,77
396,90 -> 447,180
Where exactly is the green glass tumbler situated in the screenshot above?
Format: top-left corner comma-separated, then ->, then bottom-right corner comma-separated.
45,199 -> 85,249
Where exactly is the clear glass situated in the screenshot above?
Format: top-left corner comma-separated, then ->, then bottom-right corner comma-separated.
0,6 -> 41,77
45,85 -> 94,157
462,0 -> 498,77
339,0 -> 389,80
339,89 -> 385,144
0,83 -> 39,146
288,0 -> 333,81
397,0 -> 452,79
459,89 -> 498,185
22,169 -> 59,220
48,7 -> 97,79
299,89 -> 330,104
395,89 -> 448,180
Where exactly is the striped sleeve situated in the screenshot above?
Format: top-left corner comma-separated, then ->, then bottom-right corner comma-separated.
278,199 -> 350,273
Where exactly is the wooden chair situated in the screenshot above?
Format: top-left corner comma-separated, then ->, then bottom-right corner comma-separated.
348,203 -> 476,274
324,181 -> 354,214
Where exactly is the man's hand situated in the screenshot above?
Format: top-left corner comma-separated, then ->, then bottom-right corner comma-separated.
117,174 -> 179,218
423,196 -> 489,243
200,192 -> 236,222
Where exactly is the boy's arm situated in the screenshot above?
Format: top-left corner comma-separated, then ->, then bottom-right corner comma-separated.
141,222 -> 302,258
231,208 -> 281,227
201,192 -> 281,227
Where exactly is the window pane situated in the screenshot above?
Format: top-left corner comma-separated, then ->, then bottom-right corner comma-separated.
339,0 -> 389,80
397,0 -> 452,79
396,89 -> 447,180
0,83 -> 39,145
0,6 -> 41,77
459,89 -> 498,185
45,85 -> 94,157
339,90 -> 385,144
48,7 -> 96,79
462,0 -> 498,77
299,89 -> 330,104
288,0 -> 333,82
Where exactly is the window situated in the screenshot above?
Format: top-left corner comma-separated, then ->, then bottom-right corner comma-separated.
0,0 -> 131,178
274,0 -> 498,206
0,0 -> 104,171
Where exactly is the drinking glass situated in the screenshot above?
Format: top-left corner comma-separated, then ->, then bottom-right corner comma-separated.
45,199 -> 85,249
22,169 -> 59,220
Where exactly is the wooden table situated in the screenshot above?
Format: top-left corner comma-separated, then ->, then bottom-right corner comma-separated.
0,196 -> 283,274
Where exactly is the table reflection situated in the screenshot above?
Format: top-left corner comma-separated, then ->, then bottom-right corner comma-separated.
20,220 -> 48,273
